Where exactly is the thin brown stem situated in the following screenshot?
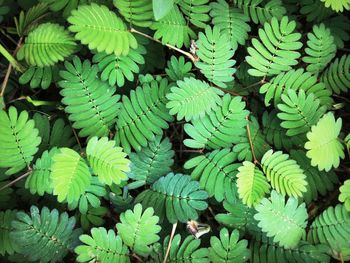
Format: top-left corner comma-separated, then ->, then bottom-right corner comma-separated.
246,116 -> 258,164
0,169 -> 32,191
340,252 -> 344,263
131,253 -> 144,263
69,122 -> 83,153
163,222 -> 178,263
130,28 -> 198,63
0,37 -> 23,102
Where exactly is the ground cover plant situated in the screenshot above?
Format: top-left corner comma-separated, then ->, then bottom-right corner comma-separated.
0,0 -> 350,262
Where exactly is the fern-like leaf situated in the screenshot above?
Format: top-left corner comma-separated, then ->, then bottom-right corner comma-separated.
305,112 -> 344,172
17,23 -> 76,67
58,56 -> 120,138
184,94 -> 249,149
114,0 -> 153,27
339,180 -> 350,211
277,89 -> 327,136
195,26 -> 236,88
19,65 -> 58,90
300,0 -> 333,23
321,54 -> 350,94
237,161 -> 270,208
247,16 -> 302,77
291,150 -> 338,204
0,210 -> 18,256
320,0 -> 350,12
150,5 -> 196,48
10,206 -> 81,263
209,228 -> 250,263
68,4 -> 137,55
262,110 -> 304,150
166,77 -> 223,121
75,227 -> 130,263
307,204 -> 350,260
135,173 -> 208,223
302,24 -> 336,75
25,147 -> 60,196
92,44 -> 146,87
250,236 -> 330,263
254,190 -> 308,248
51,147 -> 91,203
67,177 -> 107,214
210,0 -> 251,50
86,136 -> 129,186
215,200 -> 258,233
261,149 -> 307,198
184,148 -> 240,202
116,204 -> 161,257
0,107 -> 41,175
153,234 -> 209,262
128,135 -> 174,188
178,0 -> 211,28
33,114 -> 75,156
234,0 -> 286,24
260,68 -> 333,108
165,55 -> 194,81
115,77 -> 173,153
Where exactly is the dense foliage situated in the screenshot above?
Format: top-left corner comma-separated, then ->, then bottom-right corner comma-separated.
0,0 -> 349,262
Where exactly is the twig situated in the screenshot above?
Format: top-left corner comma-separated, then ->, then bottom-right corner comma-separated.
340,252 -> 344,263
163,222 -> 178,263
131,253 -> 144,263
69,120 -> 83,153
246,116 -> 259,164
130,28 -> 198,63
213,85 -> 243,98
0,169 -> 32,191
0,37 -> 24,103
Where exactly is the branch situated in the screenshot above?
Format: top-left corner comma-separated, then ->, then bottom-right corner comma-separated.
246,116 -> 259,164
1,37 -> 24,106
130,28 -> 198,63
0,169 -> 32,191
163,222 -> 178,263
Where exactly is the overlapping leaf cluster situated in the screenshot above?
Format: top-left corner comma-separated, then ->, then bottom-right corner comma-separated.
0,0 -> 349,262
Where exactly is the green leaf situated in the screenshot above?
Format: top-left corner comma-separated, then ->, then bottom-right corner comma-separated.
195,26 -> 236,88
116,203 -> 161,257
51,148 -> 91,203
166,77 -> 223,121
184,148 -> 240,202
339,180 -> 350,211
17,23 -> 76,67
261,150 -> 307,198
237,161 -> 270,208
0,107 -> 41,175
307,204 -> 350,260
75,227 -> 129,263
0,210 -> 19,256
209,228 -> 250,263
135,173 -> 208,223
254,190 -> 308,249
10,206 -> 81,263
68,3 -> 137,56
152,0 -> 174,20
305,112 -> 345,171
86,136 -> 130,186
246,16 -> 302,77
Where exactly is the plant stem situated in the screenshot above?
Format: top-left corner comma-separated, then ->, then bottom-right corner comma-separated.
0,37 -> 24,105
163,222 -> 178,263
246,116 -> 259,164
130,28 -> 198,63
0,169 -> 32,191
0,39 -> 24,74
